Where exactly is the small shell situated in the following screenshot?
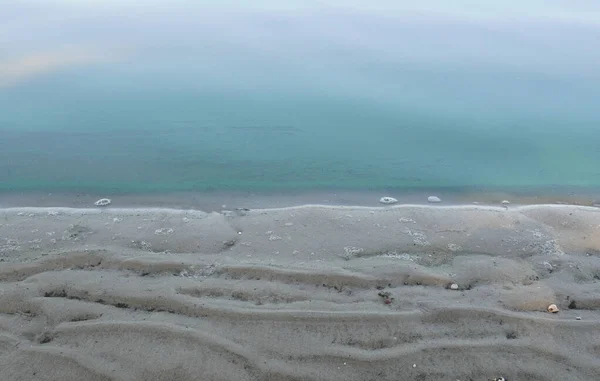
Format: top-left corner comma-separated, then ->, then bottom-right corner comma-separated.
547,304 -> 559,313
379,197 -> 398,205
449,283 -> 459,290
94,198 -> 111,207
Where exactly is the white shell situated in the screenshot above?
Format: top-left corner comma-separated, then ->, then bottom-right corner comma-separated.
427,196 -> 441,203
379,197 -> 398,205
547,303 -> 559,313
94,198 -> 111,207
450,283 -> 459,290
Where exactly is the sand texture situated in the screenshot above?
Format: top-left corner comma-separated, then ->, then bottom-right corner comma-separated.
1,204 -> 600,380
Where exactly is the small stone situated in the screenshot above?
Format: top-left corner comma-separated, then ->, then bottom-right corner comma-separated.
547,303 -> 559,313
379,197 -> 398,205
576,316 -> 582,320
94,198 -> 111,207
428,196 -> 441,203
412,364 -> 416,368
450,283 -> 459,290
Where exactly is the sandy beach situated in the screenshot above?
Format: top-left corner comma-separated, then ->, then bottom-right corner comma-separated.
1,203 -> 600,380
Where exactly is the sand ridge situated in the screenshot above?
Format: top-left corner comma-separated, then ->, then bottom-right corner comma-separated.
1,204 -> 600,380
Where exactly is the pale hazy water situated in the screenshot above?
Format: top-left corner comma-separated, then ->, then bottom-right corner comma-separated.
1,2 -> 600,201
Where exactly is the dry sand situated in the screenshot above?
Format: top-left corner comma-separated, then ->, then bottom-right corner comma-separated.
1,204 -> 600,380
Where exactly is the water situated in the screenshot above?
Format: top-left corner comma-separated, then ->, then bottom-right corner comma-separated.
2,2 -> 600,197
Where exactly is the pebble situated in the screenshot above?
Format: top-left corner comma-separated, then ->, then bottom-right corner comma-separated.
450,283 -> 459,290
427,196 -> 441,203
379,197 -> 398,205
576,316 -> 582,320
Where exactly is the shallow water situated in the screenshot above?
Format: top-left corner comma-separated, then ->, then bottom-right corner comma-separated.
1,2 -> 600,195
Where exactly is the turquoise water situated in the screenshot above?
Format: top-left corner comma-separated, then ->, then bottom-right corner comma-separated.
2,3 -> 600,195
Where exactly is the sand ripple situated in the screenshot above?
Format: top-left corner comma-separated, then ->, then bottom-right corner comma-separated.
1,205 -> 600,380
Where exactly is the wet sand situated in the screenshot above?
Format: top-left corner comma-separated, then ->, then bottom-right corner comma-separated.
1,203 -> 600,380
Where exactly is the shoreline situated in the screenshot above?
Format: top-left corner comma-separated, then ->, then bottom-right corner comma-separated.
1,201 -> 599,215
1,187 -> 600,211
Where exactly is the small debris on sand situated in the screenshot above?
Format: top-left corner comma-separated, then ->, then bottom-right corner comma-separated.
501,200 -> 510,205
377,291 -> 394,304
379,197 -> 398,205
449,283 -> 459,290
547,304 -> 559,313
94,198 -> 111,207
428,196 -> 441,203
576,316 -> 582,320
